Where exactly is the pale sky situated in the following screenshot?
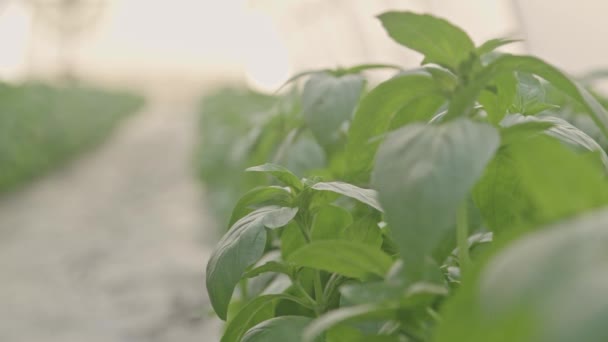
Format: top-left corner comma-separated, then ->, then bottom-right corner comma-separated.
0,0 -> 607,91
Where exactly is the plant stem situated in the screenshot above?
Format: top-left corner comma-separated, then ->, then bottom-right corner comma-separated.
457,201 -> 472,275
313,272 -> 324,314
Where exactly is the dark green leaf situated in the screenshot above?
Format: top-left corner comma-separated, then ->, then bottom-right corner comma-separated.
280,221 -> 307,259
287,240 -> 393,279
346,74 -> 440,181
242,316 -> 316,342
312,182 -> 383,212
302,73 -> 365,149
373,118 -> 499,279
378,11 -> 475,70
206,206 -> 297,320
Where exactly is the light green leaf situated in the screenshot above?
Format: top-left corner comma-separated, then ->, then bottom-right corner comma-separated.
244,261 -> 293,279
346,73 -> 440,181
302,72 -> 365,150
474,135 -> 608,233
372,118 -> 499,279
436,208 -> 608,342
476,38 -> 521,56
246,163 -> 303,191
287,240 -> 393,279
312,182 -> 383,212
280,221 -> 307,260
342,215 -> 383,247
378,11 -> 475,70
222,294 -> 290,342
501,114 -> 608,169
447,55 -> 608,138
303,304 -> 396,342
242,316 -> 316,342
206,206 -> 297,320
311,205 -> 353,241
478,71 -> 517,124
229,186 -> 292,227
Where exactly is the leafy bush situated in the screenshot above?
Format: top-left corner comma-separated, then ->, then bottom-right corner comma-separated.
0,82 -> 143,191
205,11 -> 608,341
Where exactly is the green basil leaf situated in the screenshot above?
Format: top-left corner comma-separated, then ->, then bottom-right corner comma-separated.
346,74 -> 439,181
436,208 -> 608,342
222,294 -> 289,342
302,72 -> 365,150
476,38 -> 521,56
244,261 -> 293,279
246,163 -> 303,191
342,214 -> 383,247
206,206 -> 297,320
287,240 -> 393,279
311,181 -> 383,212
373,118 -> 499,279
229,186 -> 292,227
242,316 -> 316,342
478,71 -> 517,124
311,205 -> 353,241
303,304 -> 396,342
378,11 -> 475,70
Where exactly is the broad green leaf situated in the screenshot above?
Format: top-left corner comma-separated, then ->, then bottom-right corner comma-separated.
378,11 -> 475,70
263,207 -> 299,229
342,215 -> 383,247
340,281 -> 447,308
242,316 -> 316,342
346,74 -> 440,181
206,206 -> 297,320
476,38 -> 521,56
287,240 -> 393,279
388,94 -> 446,129
447,55 -> 608,138
303,304 -> 396,342
436,208 -> 608,342
311,205 -> 353,241
474,136 -> 608,233
373,118 -> 499,279
222,294 -> 290,342
246,163 -> 303,191
501,114 -> 608,169
498,120 -> 553,146
280,221 -> 307,259
229,186 -> 292,227
302,72 -> 365,150
311,182 -> 383,212
478,71 -> 517,124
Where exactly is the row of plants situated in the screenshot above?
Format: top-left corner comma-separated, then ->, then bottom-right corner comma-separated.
0,81 -> 143,192
203,11 -> 608,341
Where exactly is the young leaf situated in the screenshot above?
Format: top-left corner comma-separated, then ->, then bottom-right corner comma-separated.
478,71 -> 517,124
206,206 -> 298,320
242,316 -> 316,342
346,73 -> 440,180
447,54 -> 608,138
476,38 -> 521,56
222,294 -> 291,342
378,11 -> 475,70
372,118 -> 499,279
246,163 -> 303,191
287,240 -> 393,279
303,304 -> 396,342
229,186 -> 292,227
311,181 -> 383,212
302,73 -> 365,150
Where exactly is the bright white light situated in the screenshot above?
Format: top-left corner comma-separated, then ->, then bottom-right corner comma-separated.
0,2 -> 31,80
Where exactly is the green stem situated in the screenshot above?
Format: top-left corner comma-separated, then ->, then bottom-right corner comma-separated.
457,201 -> 471,275
294,281 -> 316,307
313,272 -> 324,314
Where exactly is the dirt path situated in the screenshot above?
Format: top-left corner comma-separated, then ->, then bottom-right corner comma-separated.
0,97 -> 222,342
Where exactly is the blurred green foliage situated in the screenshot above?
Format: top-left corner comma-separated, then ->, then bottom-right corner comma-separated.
0,81 -> 143,192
